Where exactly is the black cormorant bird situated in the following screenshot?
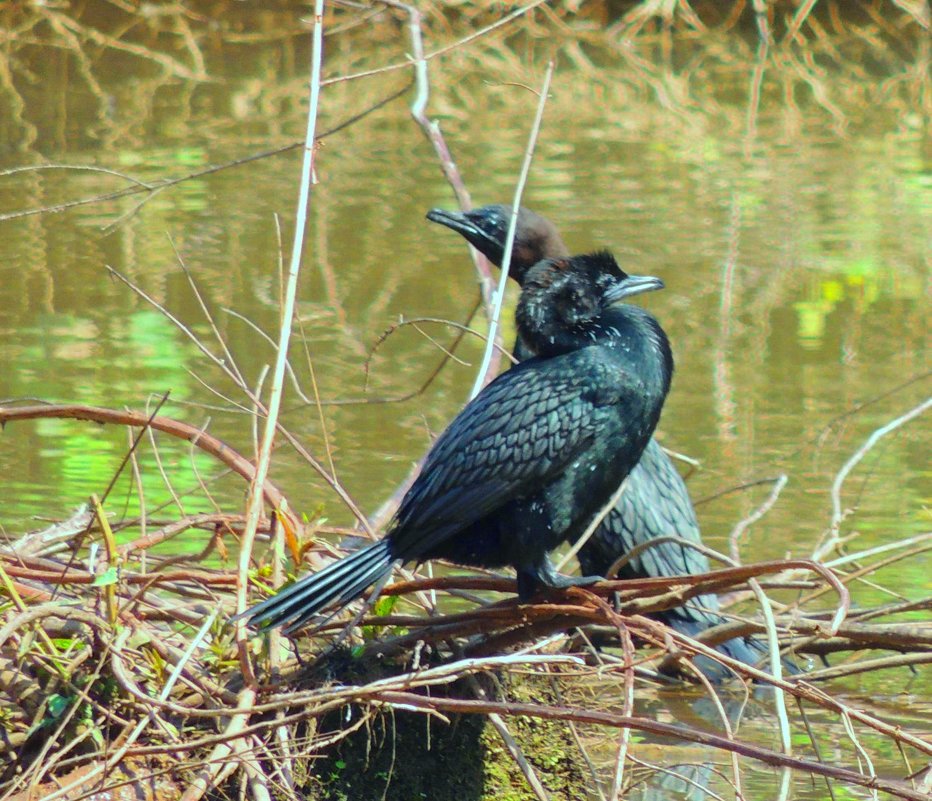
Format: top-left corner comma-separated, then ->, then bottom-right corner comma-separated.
240,252 -> 671,633
427,204 -> 790,679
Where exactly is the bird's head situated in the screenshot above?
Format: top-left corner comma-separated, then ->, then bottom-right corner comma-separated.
427,203 -> 568,284
517,252 -> 665,356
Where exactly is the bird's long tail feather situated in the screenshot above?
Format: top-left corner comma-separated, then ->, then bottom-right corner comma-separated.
236,540 -> 396,633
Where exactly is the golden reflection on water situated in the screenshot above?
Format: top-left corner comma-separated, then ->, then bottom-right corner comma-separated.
0,4 -> 928,797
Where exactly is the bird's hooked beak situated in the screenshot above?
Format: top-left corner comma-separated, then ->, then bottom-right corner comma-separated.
426,207 -> 502,253
604,273 -> 664,304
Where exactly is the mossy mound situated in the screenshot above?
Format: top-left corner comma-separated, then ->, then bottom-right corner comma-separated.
304,676 -> 588,801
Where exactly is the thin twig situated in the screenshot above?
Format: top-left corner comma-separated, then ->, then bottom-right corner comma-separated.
0,83 -> 411,224
818,397 -> 931,560
236,0 -> 327,690
728,473 -> 788,563
469,60 -> 554,400
368,691 -> 930,801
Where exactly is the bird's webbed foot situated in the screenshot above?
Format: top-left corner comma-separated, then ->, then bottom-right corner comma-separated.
516,560 -> 603,600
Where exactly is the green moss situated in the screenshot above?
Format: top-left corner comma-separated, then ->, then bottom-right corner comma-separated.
304,706 -> 486,800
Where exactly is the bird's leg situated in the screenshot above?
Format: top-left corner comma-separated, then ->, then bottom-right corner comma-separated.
516,570 -> 538,600
544,572 -> 603,589
517,558 -> 603,600
612,590 -> 623,612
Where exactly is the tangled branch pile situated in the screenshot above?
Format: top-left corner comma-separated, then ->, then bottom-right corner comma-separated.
0,429 -> 929,800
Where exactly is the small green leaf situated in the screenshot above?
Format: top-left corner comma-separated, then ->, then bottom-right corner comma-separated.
50,638 -> 83,652
129,629 -> 153,648
88,725 -> 105,749
93,567 -> 119,587
47,694 -> 71,719
372,595 -> 398,618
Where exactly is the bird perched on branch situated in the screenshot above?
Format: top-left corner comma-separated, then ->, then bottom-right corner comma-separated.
428,203 -> 795,680
239,251 -> 671,634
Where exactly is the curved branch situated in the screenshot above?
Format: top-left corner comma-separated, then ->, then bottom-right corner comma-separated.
0,403 -> 300,534
371,691 -> 929,801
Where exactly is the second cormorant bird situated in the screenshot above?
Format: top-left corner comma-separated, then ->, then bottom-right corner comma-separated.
240,251 -> 672,633
427,203 -> 792,680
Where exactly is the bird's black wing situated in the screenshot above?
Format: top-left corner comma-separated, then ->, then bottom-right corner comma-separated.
390,348 -> 630,559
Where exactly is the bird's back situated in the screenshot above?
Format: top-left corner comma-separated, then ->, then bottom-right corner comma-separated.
389,342 -> 662,568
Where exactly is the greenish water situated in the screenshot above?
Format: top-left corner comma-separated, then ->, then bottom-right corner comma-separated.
0,4 -> 928,799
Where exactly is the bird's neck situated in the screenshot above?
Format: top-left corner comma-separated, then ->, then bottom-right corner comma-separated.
517,304 -> 673,399
602,305 -> 674,399
515,297 -> 593,357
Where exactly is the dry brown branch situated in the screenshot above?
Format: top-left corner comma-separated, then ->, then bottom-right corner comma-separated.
1,541 -> 928,800
365,691 -> 930,801
4,505 -> 95,558
803,652 -> 932,681
117,513 -> 245,555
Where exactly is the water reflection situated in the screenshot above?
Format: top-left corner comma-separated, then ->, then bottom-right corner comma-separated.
627,762 -> 716,801
0,4 -> 928,798
1,6 -> 926,572
1,2 -> 927,589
